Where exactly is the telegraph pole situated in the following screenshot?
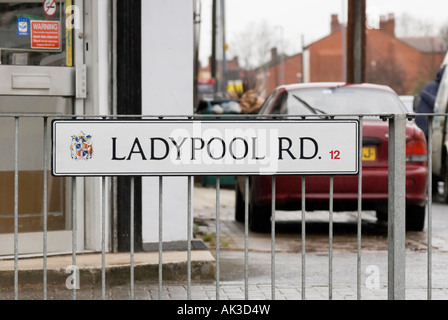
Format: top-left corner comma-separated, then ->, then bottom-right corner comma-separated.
220,0 -> 227,94
211,0 -> 217,84
346,0 -> 366,84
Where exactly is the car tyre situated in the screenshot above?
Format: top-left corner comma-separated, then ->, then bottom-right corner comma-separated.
235,184 -> 245,223
249,202 -> 272,233
376,210 -> 388,223
406,205 -> 426,232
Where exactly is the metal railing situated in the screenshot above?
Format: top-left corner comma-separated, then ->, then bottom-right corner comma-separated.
0,113 -> 446,301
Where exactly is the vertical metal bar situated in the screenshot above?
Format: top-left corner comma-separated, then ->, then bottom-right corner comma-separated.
301,176 -> 306,300
159,176 -> 163,300
130,176 -> 135,300
357,116 -> 364,300
388,114 -> 406,300
100,116 -> 107,300
187,176 -> 192,300
14,117 -> 19,301
102,177 -> 107,300
43,117 -> 48,300
427,116 -> 434,300
72,177 -> 77,300
329,176 -> 334,300
271,176 -> 276,300
216,176 -> 221,300
244,177 -> 249,300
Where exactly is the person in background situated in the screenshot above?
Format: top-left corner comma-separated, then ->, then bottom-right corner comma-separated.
416,65 -> 446,196
239,89 -> 265,114
416,65 -> 446,139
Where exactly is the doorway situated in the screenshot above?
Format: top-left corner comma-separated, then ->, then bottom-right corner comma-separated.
0,0 -> 83,256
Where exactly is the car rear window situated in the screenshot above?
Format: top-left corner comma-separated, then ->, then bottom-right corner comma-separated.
284,87 -> 406,117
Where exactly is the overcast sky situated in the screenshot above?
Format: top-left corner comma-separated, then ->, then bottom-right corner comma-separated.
198,0 -> 448,67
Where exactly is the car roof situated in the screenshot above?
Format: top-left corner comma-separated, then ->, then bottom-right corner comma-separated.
277,82 -> 396,94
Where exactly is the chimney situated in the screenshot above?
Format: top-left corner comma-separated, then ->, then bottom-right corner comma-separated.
380,13 -> 395,37
331,14 -> 341,34
233,56 -> 239,67
271,47 -> 278,60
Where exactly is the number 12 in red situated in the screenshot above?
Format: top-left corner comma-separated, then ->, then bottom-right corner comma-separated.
329,150 -> 341,160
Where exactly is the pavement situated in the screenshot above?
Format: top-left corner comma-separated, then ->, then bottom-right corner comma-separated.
1,185 -> 448,300
0,250 -> 216,286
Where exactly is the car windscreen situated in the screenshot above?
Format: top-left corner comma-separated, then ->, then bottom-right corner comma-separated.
283,87 -> 406,117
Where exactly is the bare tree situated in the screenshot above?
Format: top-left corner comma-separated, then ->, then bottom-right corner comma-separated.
228,22 -> 257,70
367,56 -> 407,95
395,12 -> 435,37
228,20 -> 289,95
389,13 -> 444,94
439,23 -> 448,51
228,19 -> 279,70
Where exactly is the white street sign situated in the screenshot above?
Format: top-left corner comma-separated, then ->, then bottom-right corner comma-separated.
52,120 -> 360,177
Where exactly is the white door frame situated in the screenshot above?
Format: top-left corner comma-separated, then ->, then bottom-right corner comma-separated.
0,0 -> 86,257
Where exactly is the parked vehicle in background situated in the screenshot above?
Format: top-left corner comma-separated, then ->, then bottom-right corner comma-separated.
400,95 -> 417,114
235,83 -> 429,233
431,53 -> 448,202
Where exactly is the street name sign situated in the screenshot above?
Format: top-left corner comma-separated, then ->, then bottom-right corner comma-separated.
52,119 -> 360,177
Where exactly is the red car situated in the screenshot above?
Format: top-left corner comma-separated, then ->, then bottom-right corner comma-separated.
235,83 -> 428,232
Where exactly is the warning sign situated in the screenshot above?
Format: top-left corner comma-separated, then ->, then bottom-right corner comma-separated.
31,21 -> 60,50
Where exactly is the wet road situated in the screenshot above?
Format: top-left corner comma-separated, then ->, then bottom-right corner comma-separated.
194,185 -> 448,299
194,186 -> 448,254
2,186 -> 446,301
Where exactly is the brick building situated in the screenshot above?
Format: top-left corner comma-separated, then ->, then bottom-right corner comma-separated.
258,13 -> 445,97
305,13 -> 446,95
200,13 -> 446,100
255,48 -> 303,98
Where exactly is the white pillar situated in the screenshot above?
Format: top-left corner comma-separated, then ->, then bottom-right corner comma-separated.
84,0 -> 112,252
141,0 -> 194,249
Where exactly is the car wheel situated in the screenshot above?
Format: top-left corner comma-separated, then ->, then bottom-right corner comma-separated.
406,205 -> 426,232
376,210 -> 388,223
249,202 -> 272,233
235,184 -> 245,223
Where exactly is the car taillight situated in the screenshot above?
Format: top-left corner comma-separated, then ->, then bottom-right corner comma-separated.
406,139 -> 428,162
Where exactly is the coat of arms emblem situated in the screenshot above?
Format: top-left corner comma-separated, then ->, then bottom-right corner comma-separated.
71,132 -> 93,161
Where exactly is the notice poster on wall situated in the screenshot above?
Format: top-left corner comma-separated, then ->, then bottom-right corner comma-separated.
31,20 -> 60,50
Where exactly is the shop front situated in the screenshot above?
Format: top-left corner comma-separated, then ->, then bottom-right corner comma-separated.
0,0 -> 195,257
